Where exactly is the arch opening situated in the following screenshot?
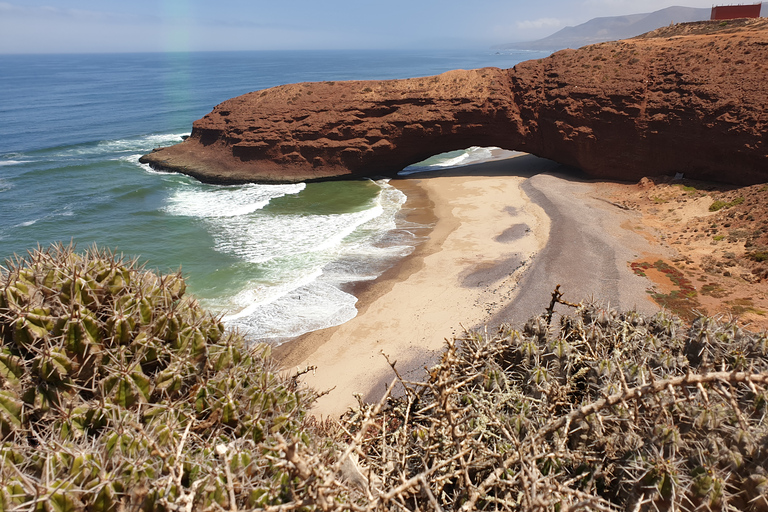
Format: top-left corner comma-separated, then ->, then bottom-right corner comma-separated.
398,146 -> 525,176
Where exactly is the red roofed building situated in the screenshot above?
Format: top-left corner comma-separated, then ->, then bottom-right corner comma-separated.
711,3 -> 763,20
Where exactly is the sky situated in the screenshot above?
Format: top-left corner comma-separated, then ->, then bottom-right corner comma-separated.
0,0 -> 759,54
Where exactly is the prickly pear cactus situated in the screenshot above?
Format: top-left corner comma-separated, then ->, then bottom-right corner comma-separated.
0,244 -> 317,511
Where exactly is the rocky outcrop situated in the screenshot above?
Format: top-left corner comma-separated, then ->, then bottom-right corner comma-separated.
141,68 -> 522,184
141,19 -> 768,185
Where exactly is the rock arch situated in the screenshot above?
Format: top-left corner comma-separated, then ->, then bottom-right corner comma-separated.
141,21 -> 768,186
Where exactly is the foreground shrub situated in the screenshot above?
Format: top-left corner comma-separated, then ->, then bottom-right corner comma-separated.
0,244 -> 318,511
342,304 -> 768,511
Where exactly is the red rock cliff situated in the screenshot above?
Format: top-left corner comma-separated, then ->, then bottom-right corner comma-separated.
141,19 -> 768,185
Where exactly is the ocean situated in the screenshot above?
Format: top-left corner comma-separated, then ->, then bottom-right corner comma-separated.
0,49 -> 549,344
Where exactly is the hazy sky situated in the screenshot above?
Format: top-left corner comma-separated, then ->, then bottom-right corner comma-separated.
0,0 -> 754,54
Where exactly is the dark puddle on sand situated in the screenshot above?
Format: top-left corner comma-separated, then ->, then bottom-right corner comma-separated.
460,254 -> 525,288
495,223 -> 530,243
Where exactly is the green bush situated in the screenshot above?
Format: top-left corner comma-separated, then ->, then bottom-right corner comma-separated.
344,304 -> 768,511
710,200 -> 728,211
748,251 -> 768,262
710,196 -> 745,212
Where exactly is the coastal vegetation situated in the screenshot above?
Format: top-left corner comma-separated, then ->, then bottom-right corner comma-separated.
0,244 -> 317,511
613,178 -> 768,328
630,260 -> 700,322
2,244 -> 768,510
710,197 -> 745,212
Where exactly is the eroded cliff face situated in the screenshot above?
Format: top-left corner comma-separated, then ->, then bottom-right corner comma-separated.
510,19 -> 768,184
141,19 -> 768,185
140,68 -> 523,184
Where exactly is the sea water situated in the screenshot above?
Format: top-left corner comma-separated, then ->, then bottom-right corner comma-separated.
0,49 -> 549,344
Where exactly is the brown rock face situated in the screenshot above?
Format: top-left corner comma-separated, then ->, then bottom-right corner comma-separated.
141,68 -> 522,184
141,19 -> 768,185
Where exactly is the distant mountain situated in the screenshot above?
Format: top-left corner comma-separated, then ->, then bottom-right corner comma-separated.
497,6 -> 712,51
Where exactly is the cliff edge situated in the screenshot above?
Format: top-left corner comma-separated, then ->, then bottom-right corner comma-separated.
141,19 -> 768,185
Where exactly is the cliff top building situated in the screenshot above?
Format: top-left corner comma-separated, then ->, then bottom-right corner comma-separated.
711,3 -> 763,20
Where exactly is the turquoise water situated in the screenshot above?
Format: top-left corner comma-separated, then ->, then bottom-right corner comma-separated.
0,49 -> 549,344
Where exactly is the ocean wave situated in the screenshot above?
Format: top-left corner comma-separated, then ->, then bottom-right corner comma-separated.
164,182 -> 307,219
224,268 -> 324,320
12,207 -> 74,230
121,153 -> 185,176
208,180 -> 420,343
356,180 -> 407,235
222,279 -> 358,342
0,160 -> 31,167
208,195 -> 384,265
99,133 -> 189,152
38,133 -> 189,160
317,181 -> 413,279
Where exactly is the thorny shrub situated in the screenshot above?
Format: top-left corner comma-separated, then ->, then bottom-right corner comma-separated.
340,306 -> 768,511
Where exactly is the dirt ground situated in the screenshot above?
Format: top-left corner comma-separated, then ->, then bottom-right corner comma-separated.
604,176 -> 768,331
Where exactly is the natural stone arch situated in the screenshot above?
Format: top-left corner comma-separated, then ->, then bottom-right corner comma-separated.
142,21 -> 768,186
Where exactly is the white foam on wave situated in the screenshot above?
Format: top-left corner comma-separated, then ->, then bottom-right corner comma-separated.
200,179 -> 421,344
319,181 -> 413,280
224,280 -> 358,342
165,182 -> 306,219
13,207 -> 73,229
51,133 -> 189,159
121,154 -> 164,174
224,268 -> 324,319
399,146 -> 523,176
99,133 -> 189,153
0,160 -> 31,167
121,154 -> 180,176
211,203 -> 383,264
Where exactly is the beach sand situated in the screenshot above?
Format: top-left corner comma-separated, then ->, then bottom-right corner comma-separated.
275,153 -> 669,418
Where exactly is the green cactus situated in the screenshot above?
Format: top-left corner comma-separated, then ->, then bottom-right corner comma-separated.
0,243 -> 316,510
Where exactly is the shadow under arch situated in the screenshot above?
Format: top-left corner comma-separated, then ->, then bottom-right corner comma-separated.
390,147 -> 587,182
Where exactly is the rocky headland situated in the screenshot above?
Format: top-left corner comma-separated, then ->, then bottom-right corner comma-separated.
141,18 -> 768,185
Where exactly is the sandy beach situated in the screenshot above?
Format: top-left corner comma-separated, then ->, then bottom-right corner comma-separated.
275,153 -> 671,418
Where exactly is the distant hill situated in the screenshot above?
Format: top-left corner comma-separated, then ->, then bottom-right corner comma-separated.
496,6 -> 712,51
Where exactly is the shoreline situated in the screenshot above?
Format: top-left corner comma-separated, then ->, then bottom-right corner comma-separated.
274,153 -> 683,419
487,172 -> 671,326
272,177 -> 439,368
275,154 -> 564,417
